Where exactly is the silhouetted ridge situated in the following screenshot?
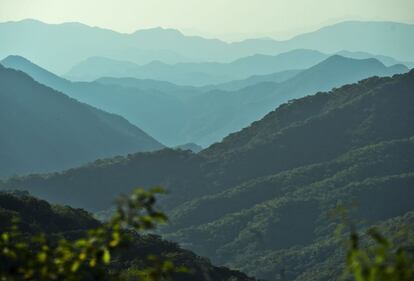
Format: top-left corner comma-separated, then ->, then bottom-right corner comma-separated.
0,65 -> 163,177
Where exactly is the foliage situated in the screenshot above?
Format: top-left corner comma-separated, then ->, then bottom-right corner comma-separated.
339,216 -> 414,281
345,229 -> 414,281
0,187 -> 186,281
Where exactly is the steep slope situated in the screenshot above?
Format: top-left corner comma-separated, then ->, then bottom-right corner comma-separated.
1,56 -> 194,146
3,70 -> 414,280
4,70 -> 414,211
0,64 -> 163,178
1,55 -> 70,90
1,19 -> 413,74
0,191 -> 258,281
66,49 -> 327,84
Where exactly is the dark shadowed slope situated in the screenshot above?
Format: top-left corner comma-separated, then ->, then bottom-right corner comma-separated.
0,191 -> 258,281
0,64 -> 163,178
1,55 -> 195,146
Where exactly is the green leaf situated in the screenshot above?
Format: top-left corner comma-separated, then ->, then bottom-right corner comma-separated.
102,248 -> 111,264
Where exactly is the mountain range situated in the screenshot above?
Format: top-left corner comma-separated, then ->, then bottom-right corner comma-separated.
1,55 -> 198,146
181,55 -> 408,145
3,69 -> 414,280
0,63 -> 163,178
66,49 -> 414,86
2,54 -> 408,147
2,13 -> 414,281
65,49 -> 328,84
1,19 -> 413,74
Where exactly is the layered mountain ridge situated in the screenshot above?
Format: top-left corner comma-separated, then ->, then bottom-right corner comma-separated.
1,19 -> 413,73
3,70 -> 414,280
2,54 -> 408,147
0,64 -> 163,177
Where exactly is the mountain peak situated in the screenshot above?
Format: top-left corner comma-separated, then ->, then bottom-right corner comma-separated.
1,55 -> 45,73
1,55 -> 54,75
319,55 -> 385,68
13,18 -> 44,25
133,27 -> 184,37
2,55 -> 33,64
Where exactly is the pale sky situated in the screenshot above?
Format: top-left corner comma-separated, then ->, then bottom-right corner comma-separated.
1,0 -> 413,41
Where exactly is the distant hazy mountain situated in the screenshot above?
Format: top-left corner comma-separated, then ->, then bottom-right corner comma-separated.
182,55 -> 409,145
65,56 -> 234,85
92,55 -> 408,146
96,76 -> 199,98
337,50 -> 414,68
0,64 -> 163,177
3,55 -> 408,147
1,55 -> 198,146
1,55 -> 70,91
200,69 -> 302,92
1,19 -> 413,74
0,19 -> 193,73
65,49 -> 328,85
284,21 -> 414,62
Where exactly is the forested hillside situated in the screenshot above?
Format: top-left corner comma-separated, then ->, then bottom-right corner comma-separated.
0,191 -> 257,281
2,69 -> 414,280
2,4 -> 414,281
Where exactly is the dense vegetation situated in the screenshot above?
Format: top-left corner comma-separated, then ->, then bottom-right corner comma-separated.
339,212 -> 414,281
0,190 -> 257,281
2,70 -> 414,280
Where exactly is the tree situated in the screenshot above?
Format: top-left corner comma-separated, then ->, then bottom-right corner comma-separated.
0,187 -> 186,281
334,206 -> 414,281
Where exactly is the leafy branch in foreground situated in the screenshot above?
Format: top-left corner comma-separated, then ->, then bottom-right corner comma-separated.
344,228 -> 414,281
0,187 -> 186,281
334,207 -> 414,281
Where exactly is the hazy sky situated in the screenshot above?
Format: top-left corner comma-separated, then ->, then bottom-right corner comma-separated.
1,0 -> 413,41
